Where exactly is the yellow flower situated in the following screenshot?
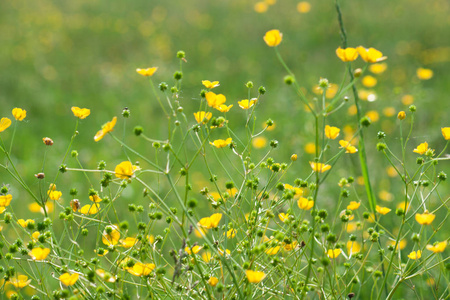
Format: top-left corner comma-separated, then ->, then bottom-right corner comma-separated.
376,205 -> 391,215
238,99 -> 257,109
0,117 -> 12,132
9,275 -> 31,288
284,184 -> 303,197
413,142 -> 428,155
29,247 -> 51,260
325,125 -> 340,139
397,111 -> 406,120
426,241 -> 447,253
441,127 -> 450,140
357,46 -> 387,63
265,246 -> 281,255
202,80 -> 220,89
96,269 -> 116,283
346,241 -> 361,255
194,111 -> 212,124
32,231 -> 40,240
197,213 -> 222,229
252,137 -> 267,149
416,68 -> 433,80
366,110 -> 379,122
79,204 -> 99,215
304,142 -> 316,154
18,219 -> 35,228
12,108 -> 27,121
59,273 -> 79,286
47,190 -> 62,201
415,212 -> 435,225
283,241 -> 298,251
297,1 -> 311,13
208,276 -> 219,287
94,116 -> 117,142
278,213 -> 289,222
102,226 -> 120,246
71,107 -> 90,119
0,194 -> 12,207
225,228 -> 237,239
298,197 -> 314,210
369,63 -> 387,74
202,251 -> 212,262
254,2 -> 268,13
210,138 -> 232,148
263,29 -> 282,47
347,201 -> 361,210
407,250 -> 421,260
114,161 -> 138,179
310,162 -> 331,173
185,245 -> 203,255
121,237 -> 138,248
127,262 -> 155,276
89,195 -> 102,203
136,67 -> 158,76
246,270 -> 266,283
362,75 -> 377,88
205,92 -> 226,108
216,104 -> 233,113
339,140 -> 358,154
335,47 -> 358,62
0,207 -> 5,214
327,248 -> 342,258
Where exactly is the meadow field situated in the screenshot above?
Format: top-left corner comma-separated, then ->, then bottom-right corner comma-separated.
0,0 -> 449,299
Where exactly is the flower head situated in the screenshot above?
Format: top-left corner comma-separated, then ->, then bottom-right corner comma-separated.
194,111 -> 212,124
416,68 -> 433,80
397,111 -> 406,120
327,248 -> 342,258
121,237 -> 138,248
310,162 -> 331,173
336,47 -> 358,62
407,250 -> 422,260
216,104 -> 233,113
18,219 -> 35,228
79,204 -> 99,215
369,63 -> 387,74
0,117 -> 12,132
238,99 -> 257,109
94,116 -> 117,142
376,205 -> 391,215
325,125 -> 340,139
0,194 -> 12,207
197,213 -> 222,229
12,108 -> 27,121
413,142 -> 428,155
246,270 -> 266,283
127,262 -> 155,276
441,127 -> 450,140
415,212 -> 435,225
185,245 -> 203,255
208,276 -> 219,287
426,241 -> 447,253
102,226 -> 120,246
298,197 -> 314,210
136,67 -> 158,76
29,247 -> 51,260
202,80 -> 220,89
205,92 -> 226,108
357,46 -> 387,63
71,107 -> 90,119
347,201 -> 361,210
59,273 -> 79,286
114,161 -> 138,179
48,190 -> 62,201
347,241 -> 361,255
210,138 -> 232,148
339,140 -> 358,153
9,275 -> 31,288
263,29 -> 282,47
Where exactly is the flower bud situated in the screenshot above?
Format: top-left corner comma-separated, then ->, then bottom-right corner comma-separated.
42,137 -> 53,146
397,111 -> 406,120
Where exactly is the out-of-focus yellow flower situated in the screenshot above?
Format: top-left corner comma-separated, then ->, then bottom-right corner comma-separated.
238,99 -> 257,109
327,248 -> 342,258
366,110 -> 379,122
0,117 -> 12,132
218,248 -> 231,256
9,275 -> 31,288
31,231 -> 40,241
362,75 -> 377,88
265,0 -> 276,4
0,207 -> 5,214
397,111 -> 406,120
415,212 -> 435,225
127,262 -> 155,276
94,116 -> 117,142
252,137 -> 267,149
413,142 -> 428,155
29,247 -> 51,260
18,219 -> 35,228
346,222 -> 358,233
225,228 -> 237,239
263,30 -> 282,47
59,273 -> 79,286
379,190 -> 393,202
89,195 -> 102,203
208,276 -> 219,287
194,111 -> 212,124
266,246 -> 281,255
284,184 -> 303,197
416,68 -> 433,80
347,241 -> 361,255
401,95 -> 414,105
339,140 -> 358,154
0,194 -> 12,207
205,92 -> 227,108
297,1 -> 311,13
246,270 -> 266,283
383,107 -> 396,117
28,202 -> 53,214
12,108 -> 27,121
194,228 -> 207,238
202,251 -> 212,262
278,213 -> 289,222
426,241 -> 447,253
336,47 -> 358,62
325,125 -> 340,139
347,201 -> 361,210
216,104 -> 233,113
386,166 -> 397,177
121,237 -> 138,248
254,2 -> 268,13
357,46 -> 387,63
408,250 -> 421,260
202,80 -> 220,89
197,213 -> 222,229
185,245 -> 203,255
47,190 -> 62,201
96,269 -> 116,283
310,162 -> 331,173
304,142 -> 316,154
298,197 -> 314,210
376,205 -> 391,215
71,107 -> 90,119
348,104 -> 357,116
102,226 -> 120,246
136,67 -> 158,76
79,204 -> 99,215
115,161 -> 138,179
283,241 -> 298,251
210,138 -> 232,148
441,127 -> 450,140
369,63 -> 387,74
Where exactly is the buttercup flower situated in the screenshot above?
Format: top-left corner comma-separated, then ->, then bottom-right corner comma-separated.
264,29 -> 282,47
415,212 -> 435,225
278,213 -> 289,222
265,246 -> 281,255
327,248 -> 342,258
18,219 -> 35,228
310,162 -> 331,173
246,270 -> 266,283
197,213 -> 222,229
102,226 -> 120,246
136,67 -> 158,76
59,273 -> 79,286
238,99 -> 257,109
357,46 -> 387,63
416,68 -> 433,80
94,116 -> 117,142
127,262 -> 155,276
347,201 -> 361,210
71,107 -> 90,119
225,228 -> 237,238
194,111 -> 212,124
115,161 -> 139,179
208,276 -> 219,287
426,241 -> 447,253
0,194 -> 12,207
376,205 -> 391,215
205,92 -> 226,108
336,47 -> 358,62
79,204 -> 99,215
297,1 -> 311,13
48,190 -> 62,201
362,75 -> 377,88
408,250 -> 422,260
29,247 -> 51,260
9,275 -> 31,288
339,140 -> 358,153
89,195 -> 102,203
325,125 -> 340,139
413,142 -> 428,155
121,237 -> 138,248
12,108 -> 27,121
202,80 -> 220,89
185,245 -> 203,255
0,117 -> 12,132
298,197 -> 314,210
441,127 -> 450,140
210,138 -> 232,148
397,111 -> 406,120
96,269 -> 116,283
216,104 -> 233,113
347,241 -> 361,255
369,63 -> 387,74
